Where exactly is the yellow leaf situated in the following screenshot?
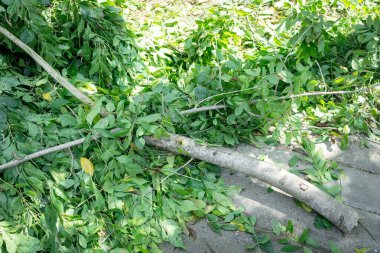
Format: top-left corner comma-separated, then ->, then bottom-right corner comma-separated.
354,248 -> 369,253
80,157 -> 94,176
300,202 -> 312,212
230,221 -> 245,231
42,92 -> 52,101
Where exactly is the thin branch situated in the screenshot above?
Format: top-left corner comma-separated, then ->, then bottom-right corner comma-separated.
0,138 -> 85,172
0,104 -> 226,171
0,25 -> 93,105
166,43 -> 186,55
251,83 -> 380,103
316,60 -> 328,92
2,81 -> 378,171
180,105 -> 226,115
279,83 -> 380,100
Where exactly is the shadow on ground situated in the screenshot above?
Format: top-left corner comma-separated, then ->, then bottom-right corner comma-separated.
163,135 -> 380,253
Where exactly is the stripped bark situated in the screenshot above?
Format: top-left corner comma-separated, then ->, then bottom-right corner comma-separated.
145,134 -> 359,233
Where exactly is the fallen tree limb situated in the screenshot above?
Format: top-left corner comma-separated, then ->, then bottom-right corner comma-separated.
0,25 -> 94,105
145,134 -> 359,233
0,132 -> 359,232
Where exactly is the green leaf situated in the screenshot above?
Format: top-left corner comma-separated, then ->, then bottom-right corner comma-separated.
93,117 -> 109,129
86,99 -> 103,125
60,114 -> 77,127
286,220 -> 294,233
288,156 -> 299,167
78,234 -> 87,248
281,245 -> 300,252
27,122 -> 39,138
224,134 -> 235,145
248,215 -> 257,227
221,224 -> 238,231
161,219 -> 184,248
298,229 -> 310,243
137,113 -> 162,124
180,200 -> 197,214
20,29 -> 35,44
2,232 -> 17,253
272,220 -> 282,235
257,234 -> 271,244
259,240 -> 275,253
267,74 -> 279,85
340,134 -> 349,150
224,213 -> 234,222
134,137 -> 145,149
303,247 -> 313,253
328,241 -> 341,253
354,248 -> 370,253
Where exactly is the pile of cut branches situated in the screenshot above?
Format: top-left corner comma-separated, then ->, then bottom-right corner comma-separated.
0,0 -> 379,252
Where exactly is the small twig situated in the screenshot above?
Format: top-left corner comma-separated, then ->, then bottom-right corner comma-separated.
166,43 -> 186,55
162,167 -> 201,181
156,158 -> 195,187
129,158 -> 194,216
316,60 -> 328,92
244,108 -> 262,118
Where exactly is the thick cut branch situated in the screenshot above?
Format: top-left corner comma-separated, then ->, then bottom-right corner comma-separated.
0,131 -> 359,232
0,25 -> 93,105
145,134 -> 359,233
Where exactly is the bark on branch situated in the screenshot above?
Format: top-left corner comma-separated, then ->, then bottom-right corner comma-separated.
0,25 -> 94,105
274,83 -> 380,101
0,132 -> 359,233
0,138 -> 85,172
145,134 -> 359,233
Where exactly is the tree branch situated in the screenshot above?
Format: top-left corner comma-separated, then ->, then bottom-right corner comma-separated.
0,132 -> 359,232
257,83 -> 380,102
0,138 -> 85,172
180,105 -> 226,115
0,25 -> 93,105
145,134 -> 359,233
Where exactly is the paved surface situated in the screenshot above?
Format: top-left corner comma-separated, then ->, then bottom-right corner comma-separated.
163,136 -> 380,253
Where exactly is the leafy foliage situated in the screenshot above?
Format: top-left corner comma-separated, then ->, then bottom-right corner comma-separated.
0,0 -> 379,252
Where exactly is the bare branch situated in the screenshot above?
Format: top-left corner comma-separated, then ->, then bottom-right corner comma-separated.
0,138 -> 85,172
180,105 -> 226,115
263,83 -> 380,102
